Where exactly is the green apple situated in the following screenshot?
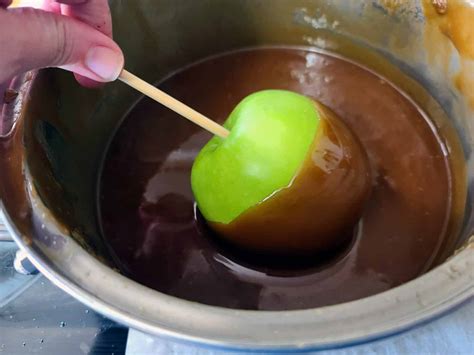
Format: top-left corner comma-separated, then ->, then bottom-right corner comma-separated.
191,90 -> 320,224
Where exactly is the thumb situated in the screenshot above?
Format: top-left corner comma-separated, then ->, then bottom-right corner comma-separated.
0,7 -> 124,84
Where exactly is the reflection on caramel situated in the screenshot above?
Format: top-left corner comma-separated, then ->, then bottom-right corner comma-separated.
211,103 -> 371,255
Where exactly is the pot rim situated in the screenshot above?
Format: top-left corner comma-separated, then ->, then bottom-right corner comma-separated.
1,204 -> 473,351
1,0 -> 474,348
1,66 -> 474,351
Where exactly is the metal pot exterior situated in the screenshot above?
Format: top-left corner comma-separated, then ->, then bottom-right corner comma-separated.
0,0 -> 473,351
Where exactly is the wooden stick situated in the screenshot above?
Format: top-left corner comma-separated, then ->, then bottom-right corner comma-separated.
119,69 -> 229,138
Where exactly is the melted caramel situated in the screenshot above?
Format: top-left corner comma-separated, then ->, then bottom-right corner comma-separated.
99,48 -> 456,310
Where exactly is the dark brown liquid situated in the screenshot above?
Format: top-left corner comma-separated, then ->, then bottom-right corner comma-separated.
99,48 -> 453,310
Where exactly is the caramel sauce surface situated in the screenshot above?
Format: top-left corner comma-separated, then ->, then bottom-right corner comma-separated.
100,48 -> 453,310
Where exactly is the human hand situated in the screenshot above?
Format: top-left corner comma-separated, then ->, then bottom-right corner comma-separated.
0,0 -> 124,91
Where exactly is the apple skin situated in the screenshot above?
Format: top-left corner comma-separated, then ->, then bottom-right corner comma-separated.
191,90 -> 320,224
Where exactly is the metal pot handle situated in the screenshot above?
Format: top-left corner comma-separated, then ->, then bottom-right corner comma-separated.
1,214 -> 38,274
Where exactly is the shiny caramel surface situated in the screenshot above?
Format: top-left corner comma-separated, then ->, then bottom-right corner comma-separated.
100,48 -> 453,310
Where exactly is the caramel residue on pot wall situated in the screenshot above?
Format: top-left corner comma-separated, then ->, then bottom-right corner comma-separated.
422,0 -> 471,255
424,0 -> 474,58
378,0 -> 404,13
423,0 -> 474,108
431,0 -> 448,14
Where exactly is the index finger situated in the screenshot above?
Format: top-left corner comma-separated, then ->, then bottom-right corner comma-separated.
57,0 -> 115,87
0,0 -> 13,8
56,0 -> 87,3
57,0 -> 112,37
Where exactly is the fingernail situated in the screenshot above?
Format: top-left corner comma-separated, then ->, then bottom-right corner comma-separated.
85,46 -> 123,81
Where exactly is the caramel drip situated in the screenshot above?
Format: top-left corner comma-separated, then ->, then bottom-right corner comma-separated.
424,0 -> 474,108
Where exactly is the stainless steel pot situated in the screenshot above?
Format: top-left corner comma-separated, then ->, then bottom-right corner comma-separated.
1,0 -> 473,351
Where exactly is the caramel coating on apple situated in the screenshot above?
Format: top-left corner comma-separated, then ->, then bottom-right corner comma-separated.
211,103 -> 372,256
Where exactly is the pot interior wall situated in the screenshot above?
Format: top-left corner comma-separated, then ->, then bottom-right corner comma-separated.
19,0 -> 472,266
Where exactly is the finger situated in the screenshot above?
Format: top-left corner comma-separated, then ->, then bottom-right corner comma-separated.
57,0 -> 113,87
0,7 -> 124,85
40,0 -> 62,13
57,0 -> 87,4
73,73 -> 102,88
0,0 -> 12,8
58,0 -> 112,37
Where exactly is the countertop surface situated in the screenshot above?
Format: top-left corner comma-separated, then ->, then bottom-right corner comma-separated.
128,301 -> 474,354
